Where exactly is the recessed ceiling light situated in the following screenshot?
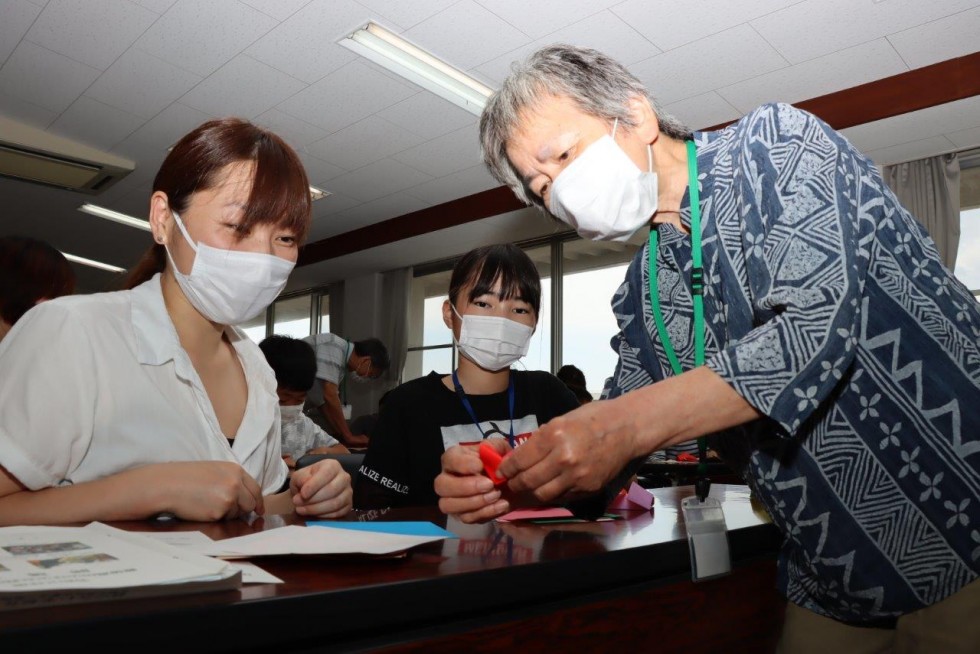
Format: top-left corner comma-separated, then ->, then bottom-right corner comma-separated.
339,22 -> 493,116
78,203 -> 151,231
61,251 -> 125,273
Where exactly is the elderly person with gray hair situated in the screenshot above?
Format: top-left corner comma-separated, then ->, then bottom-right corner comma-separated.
434,44 -> 980,652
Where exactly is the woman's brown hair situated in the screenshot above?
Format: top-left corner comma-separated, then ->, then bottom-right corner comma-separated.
0,236 -> 76,325
124,117 -> 311,289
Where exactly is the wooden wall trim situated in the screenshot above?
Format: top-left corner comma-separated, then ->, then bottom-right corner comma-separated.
299,51 -> 980,267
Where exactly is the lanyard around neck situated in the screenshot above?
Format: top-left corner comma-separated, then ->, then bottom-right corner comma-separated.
648,139 -> 709,478
452,370 -> 516,448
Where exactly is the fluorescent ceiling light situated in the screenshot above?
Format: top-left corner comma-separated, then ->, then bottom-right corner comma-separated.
339,22 -> 493,115
310,185 -> 330,201
61,251 -> 125,273
78,203 -> 151,231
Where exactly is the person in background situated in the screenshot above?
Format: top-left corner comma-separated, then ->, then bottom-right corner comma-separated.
0,235 -> 75,343
436,44 -> 980,652
355,244 -> 618,515
555,364 -> 592,405
0,117 -> 351,525
347,388 -> 392,441
258,335 -> 349,469
302,333 -> 389,448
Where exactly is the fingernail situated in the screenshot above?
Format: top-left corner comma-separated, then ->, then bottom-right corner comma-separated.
484,489 -> 501,502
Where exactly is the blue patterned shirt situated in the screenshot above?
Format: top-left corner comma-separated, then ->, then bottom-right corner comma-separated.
604,103 -> 980,623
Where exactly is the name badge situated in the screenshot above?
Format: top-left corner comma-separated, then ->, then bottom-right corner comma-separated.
681,495 -> 732,581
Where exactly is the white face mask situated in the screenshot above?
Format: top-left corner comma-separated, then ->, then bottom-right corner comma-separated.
452,304 -> 534,372
549,119 -> 657,242
279,403 -> 304,422
164,211 -> 294,325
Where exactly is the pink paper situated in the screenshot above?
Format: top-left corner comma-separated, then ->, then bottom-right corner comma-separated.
608,482 -> 654,511
496,507 -> 573,522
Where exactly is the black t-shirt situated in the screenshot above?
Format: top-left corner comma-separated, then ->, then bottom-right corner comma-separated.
354,370 -> 579,509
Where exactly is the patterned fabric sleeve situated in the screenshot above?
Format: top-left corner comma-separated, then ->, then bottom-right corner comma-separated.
705,103 -> 873,435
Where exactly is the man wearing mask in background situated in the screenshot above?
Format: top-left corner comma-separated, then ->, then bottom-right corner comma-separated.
302,333 -> 389,449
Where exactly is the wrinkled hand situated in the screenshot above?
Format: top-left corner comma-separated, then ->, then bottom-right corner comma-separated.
156,461 -> 264,522
498,399 -> 639,504
434,441 -> 511,524
291,458 -> 352,518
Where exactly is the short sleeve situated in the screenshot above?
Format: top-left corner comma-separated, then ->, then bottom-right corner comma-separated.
0,303 -> 99,489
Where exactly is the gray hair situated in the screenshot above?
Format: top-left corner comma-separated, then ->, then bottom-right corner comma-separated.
480,44 -> 692,208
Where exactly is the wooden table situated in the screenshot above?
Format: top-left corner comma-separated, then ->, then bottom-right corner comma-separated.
0,484 -> 783,653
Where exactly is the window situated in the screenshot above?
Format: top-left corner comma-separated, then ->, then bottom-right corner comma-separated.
239,313 -> 266,343
272,294 -> 311,338
318,294 -> 330,334
403,234 -> 635,387
561,238 -> 639,397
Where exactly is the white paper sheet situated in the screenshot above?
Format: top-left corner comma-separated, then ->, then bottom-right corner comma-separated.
203,525 -> 447,557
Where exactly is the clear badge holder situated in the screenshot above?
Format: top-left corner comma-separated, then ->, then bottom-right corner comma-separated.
681,495 -> 732,581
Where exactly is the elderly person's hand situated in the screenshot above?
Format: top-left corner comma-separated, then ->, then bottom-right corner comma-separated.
291,458 -> 352,518
497,398 -> 642,504
435,442 -> 511,523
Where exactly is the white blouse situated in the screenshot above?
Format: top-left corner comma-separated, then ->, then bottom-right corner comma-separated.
0,274 -> 287,494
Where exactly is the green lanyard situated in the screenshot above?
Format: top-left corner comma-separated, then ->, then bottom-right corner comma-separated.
648,140 -> 709,487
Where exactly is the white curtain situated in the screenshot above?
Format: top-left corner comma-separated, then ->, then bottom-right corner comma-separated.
380,266 -> 412,383
883,152 -> 961,269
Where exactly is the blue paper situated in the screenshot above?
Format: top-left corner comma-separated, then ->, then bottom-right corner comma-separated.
306,521 -> 457,538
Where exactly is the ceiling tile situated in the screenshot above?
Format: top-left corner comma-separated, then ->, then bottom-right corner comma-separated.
628,24 -> 786,105
328,158 -> 433,202
887,7 -> 980,70
475,0 -> 624,39
475,10 -> 662,86
306,115 -> 424,171
277,60 -> 416,133
49,96 -> 145,150
664,92 -> 741,131
402,0 -> 530,70
0,41 -> 101,112
179,55 -> 306,119
84,48 -> 201,119
0,91 -> 58,128
314,191 -> 362,217
354,0 -> 456,30
405,163 -> 497,206
377,92 -> 475,140
947,126 -> 980,151
391,126 -> 481,178
239,0 -> 311,22
0,0 -> 42,67
245,0 -> 367,84
863,135 -> 958,167
751,0 -> 979,65
25,0 -> 158,70
108,181 -> 154,220
110,102 -> 215,182
299,153 -> 348,187
325,190 -> 432,236
717,39 -> 907,115
254,108 -> 329,151
841,96 -> 980,154
134,0 -> 277,77
612,0 -> 799,51
129,0 -> 177,13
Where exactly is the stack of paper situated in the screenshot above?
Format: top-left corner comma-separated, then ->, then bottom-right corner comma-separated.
0,523 -> 239,610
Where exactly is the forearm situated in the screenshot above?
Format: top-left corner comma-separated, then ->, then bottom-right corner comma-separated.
0,466 -> 167,526
622,366 -> 761,458
320,396 -> 355,441
308,444 -> 350,455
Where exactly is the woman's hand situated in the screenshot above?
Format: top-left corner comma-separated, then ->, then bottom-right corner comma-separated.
434,442 -> 511,524
290,458 -> 352,518
154,461 -> 265,521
